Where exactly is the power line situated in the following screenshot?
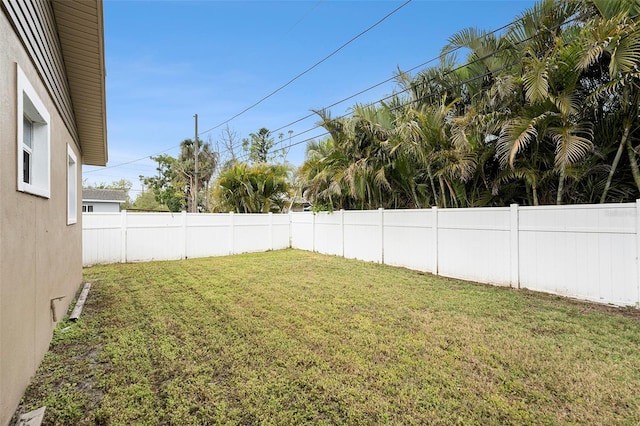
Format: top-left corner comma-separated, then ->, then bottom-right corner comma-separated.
83,144 -> 181,174
197,0 -> 414,137
217,20 -> 520,157
241,13 -> 584,158
90,5 -> 578,174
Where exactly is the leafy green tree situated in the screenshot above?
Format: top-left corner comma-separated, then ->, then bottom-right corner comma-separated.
242,128 -> 275,163
297,0 -> 639,209
178,138 -> 219,211
86,178 -> 133,209
140,139 -> 219,212
212,161 -> 291,213
141,155 -> 187,212
132,190 -> 167,211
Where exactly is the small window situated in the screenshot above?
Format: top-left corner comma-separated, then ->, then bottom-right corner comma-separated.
82,205 -> 94,213
67,145 -> 78,224
23,117 -> 33,183
17,64 -> 50,198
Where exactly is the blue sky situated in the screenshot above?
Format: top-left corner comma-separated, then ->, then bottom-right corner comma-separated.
83,0 -> 535,196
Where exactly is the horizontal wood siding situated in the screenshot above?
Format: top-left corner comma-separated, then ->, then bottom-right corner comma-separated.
2,0 -> 80,145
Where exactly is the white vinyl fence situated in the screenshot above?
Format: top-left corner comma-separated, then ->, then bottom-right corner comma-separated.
290,203 -> 640,308
82,211 -> 290,266
84,202 -> 640,308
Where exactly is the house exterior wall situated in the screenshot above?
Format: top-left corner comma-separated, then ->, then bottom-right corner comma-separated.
83,200 -> 121,213
0,7 -> 82,425
1,0 -> 79,144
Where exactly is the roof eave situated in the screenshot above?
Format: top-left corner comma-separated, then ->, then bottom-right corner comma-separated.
51,0 -> 108,166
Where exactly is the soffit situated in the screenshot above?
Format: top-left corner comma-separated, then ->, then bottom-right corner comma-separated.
51,0 -> 107,166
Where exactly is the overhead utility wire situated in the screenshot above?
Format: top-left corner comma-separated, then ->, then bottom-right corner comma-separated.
89,8 -> 515,174
226,8 -> 582,157
89,10 -> 578,175
197,0 -> 414,137
221,18 -> 525,156
231,15 -> 579,158
243,58 -> 523,162
84,144 -> 182,174
266,59 -> 520,157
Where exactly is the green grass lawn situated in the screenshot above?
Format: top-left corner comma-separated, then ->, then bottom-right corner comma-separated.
15,249 -> 640,425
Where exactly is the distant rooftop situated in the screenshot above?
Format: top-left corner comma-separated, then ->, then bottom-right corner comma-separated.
82,189 -> 127,203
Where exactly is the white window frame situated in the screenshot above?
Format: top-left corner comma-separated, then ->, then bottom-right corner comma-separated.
67,145 -> 78,224
17,63 -> 50,198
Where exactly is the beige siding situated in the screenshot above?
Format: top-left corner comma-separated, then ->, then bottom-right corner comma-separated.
0,8 -> 83,425
1,0 -> 79,146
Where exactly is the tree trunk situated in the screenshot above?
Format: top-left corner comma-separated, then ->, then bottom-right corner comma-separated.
427,165 -> 439,207
556,171 -> 565,205
438,175 -> 447,208
600,123 -> 630,203
626,140 -> 640,193
532,183 -> 539,206
410,184 -> 421,209
444,179 -> 458,208
204,181 -> 210,212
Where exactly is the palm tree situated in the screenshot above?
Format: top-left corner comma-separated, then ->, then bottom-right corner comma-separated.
213,162 -> 291,213
575,0 -> 640,201
179,138 -> 219,212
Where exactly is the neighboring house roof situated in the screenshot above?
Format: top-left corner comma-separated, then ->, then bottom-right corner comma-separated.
52,0 -> 108,166
82,189 -> 127,203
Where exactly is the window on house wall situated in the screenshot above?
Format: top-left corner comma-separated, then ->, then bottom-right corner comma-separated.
82,205 -> 94,213
67,145 -> 78,224
17,64 -> 50,198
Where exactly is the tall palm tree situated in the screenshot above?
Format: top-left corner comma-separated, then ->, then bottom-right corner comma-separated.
576,0 -> 640,201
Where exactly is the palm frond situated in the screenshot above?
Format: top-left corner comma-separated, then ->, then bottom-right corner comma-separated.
549,122 -> 594,169
522,53 -> 550,103
496,117 -> 540,169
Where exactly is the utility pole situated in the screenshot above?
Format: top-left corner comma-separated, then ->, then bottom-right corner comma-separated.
193,113 -> 199,213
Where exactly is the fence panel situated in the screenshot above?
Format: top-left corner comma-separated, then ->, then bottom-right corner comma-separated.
343,210 -> 382,263
383,209 -> 434,272
272,214 -> 291,250
82,213 -> 122,265
234,214 -> 274,254
290,212 -> 313,251
518,204 -> 638,306
185,213 -> 231,258
437,207 -> 511,285
314,212 -> 343,256
125,213 -> 183,262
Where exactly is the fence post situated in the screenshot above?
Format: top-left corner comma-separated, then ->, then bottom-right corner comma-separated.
510,204 -> 520,289
340,209 -> 345,258
269,212 -> 274,251
288,211 -> 293,249
228,211 -> 235,255
312,211 -> 316,253
432,206 -> 438,275
636,199 -> 640,308
379,207 -> 385,264
120,210 -> 127,263
181,211 -> 188,260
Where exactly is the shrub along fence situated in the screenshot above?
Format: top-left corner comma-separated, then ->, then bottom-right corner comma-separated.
83,202 -> 640,308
